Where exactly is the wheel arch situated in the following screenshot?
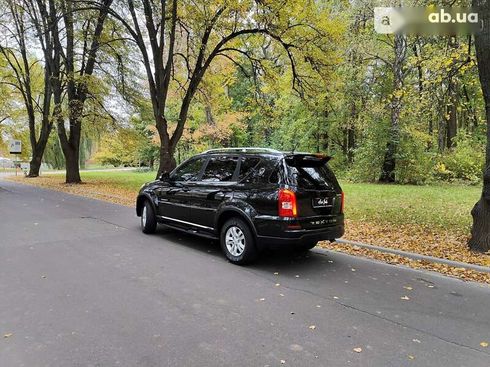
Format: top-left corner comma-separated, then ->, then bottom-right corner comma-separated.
216,207 -> 258,237
136,193 -> 158,217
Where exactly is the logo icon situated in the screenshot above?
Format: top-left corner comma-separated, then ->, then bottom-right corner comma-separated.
374,7 -> 405,34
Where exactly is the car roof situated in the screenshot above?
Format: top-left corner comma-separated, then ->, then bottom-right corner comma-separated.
202,147 -> 283,156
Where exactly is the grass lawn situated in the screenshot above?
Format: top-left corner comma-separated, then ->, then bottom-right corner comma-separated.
341,182 -> 481,233
77,170 -> 481,234
79,170 -> 157,191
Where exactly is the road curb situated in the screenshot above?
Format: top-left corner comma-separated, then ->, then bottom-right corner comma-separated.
316,239 -> 490,274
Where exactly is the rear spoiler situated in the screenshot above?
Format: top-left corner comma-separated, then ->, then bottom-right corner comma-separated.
284,153 -> 332,167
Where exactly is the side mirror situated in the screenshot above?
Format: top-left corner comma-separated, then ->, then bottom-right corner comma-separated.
159,172 -> 170,181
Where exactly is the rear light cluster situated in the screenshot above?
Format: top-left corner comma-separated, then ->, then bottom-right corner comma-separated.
278,189 -> 297,217
340,191 -> 345,213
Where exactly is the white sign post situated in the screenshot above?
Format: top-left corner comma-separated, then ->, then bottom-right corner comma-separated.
9,140 -> 21,154
9,140 -> 22,176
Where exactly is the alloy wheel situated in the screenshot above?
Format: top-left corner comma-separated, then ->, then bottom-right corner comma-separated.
225,226 -> 246,256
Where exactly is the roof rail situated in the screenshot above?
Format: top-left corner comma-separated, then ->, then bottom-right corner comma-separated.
202,147 -> 282,154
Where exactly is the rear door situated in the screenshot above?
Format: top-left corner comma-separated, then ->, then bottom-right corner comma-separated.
284,154 -> 342,218
232,155 -> 280,217
189,155 -> 239,229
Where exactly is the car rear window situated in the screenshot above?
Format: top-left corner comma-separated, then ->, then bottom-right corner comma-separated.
287,163 -> 339,190
201,156 -> 238,182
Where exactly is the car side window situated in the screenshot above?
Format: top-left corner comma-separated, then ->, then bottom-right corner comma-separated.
172,157 -> 205,182
238,157 -> 260,181
201,156 -> 238,182
241,157 -> 279,184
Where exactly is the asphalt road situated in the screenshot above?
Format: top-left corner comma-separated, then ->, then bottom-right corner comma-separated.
1,180 -> 489,367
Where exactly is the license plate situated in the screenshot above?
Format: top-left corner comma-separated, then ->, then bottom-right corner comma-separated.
312,197 -> 333,208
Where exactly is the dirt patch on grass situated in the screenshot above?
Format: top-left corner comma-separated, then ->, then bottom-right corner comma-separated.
8,175 -> 490,283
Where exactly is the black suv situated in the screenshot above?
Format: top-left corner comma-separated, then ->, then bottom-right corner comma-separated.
136,148 -> 344,264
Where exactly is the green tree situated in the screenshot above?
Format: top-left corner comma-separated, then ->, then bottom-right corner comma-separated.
107,0 -> 341,177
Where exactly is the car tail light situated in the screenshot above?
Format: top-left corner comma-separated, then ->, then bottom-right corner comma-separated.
278,189 -> 297,217
340,191 -> 345,213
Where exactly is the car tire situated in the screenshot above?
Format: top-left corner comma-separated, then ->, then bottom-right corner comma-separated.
141,200 -> 157,234
297,241 -> 318,252
220,218 -> 258,265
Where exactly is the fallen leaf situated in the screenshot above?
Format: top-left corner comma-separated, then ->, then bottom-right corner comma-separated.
408,355 -> 415,360
403,286 -> 413,290
279,293 -> 285,297
309,325 -> 316,330
400,296 -> 410,300
353,347 -> 362,353
480,341 -> 489,347
275,283 -> 280,287
3,333 -> 13,338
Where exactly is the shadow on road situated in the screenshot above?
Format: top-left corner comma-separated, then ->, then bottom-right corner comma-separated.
151,224 -> 337,277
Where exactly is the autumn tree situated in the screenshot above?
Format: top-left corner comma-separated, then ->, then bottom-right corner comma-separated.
101,0 -> 339,176
20,0 -> 114,183
0,0 -> 54,177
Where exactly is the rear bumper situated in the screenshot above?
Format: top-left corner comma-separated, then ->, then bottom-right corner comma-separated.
253,214 -> 344,248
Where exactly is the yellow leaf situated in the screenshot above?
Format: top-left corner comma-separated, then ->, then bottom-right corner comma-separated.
480,341 -> 489,347
353,347 -> 362,353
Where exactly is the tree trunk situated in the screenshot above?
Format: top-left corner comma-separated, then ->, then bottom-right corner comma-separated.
29,148 -> 44,177
469,0 -> 490,252
469,167 -> 490,252
379,33 -> 406,183
347,126 -> 355,164
58,122 -> 82,184
205,104 -> 215,125
157,146 -> 177,178
64,147 -> 81,184
155,115 -> 177,177
28,123 -> 52,177
446,37 -> 459,149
